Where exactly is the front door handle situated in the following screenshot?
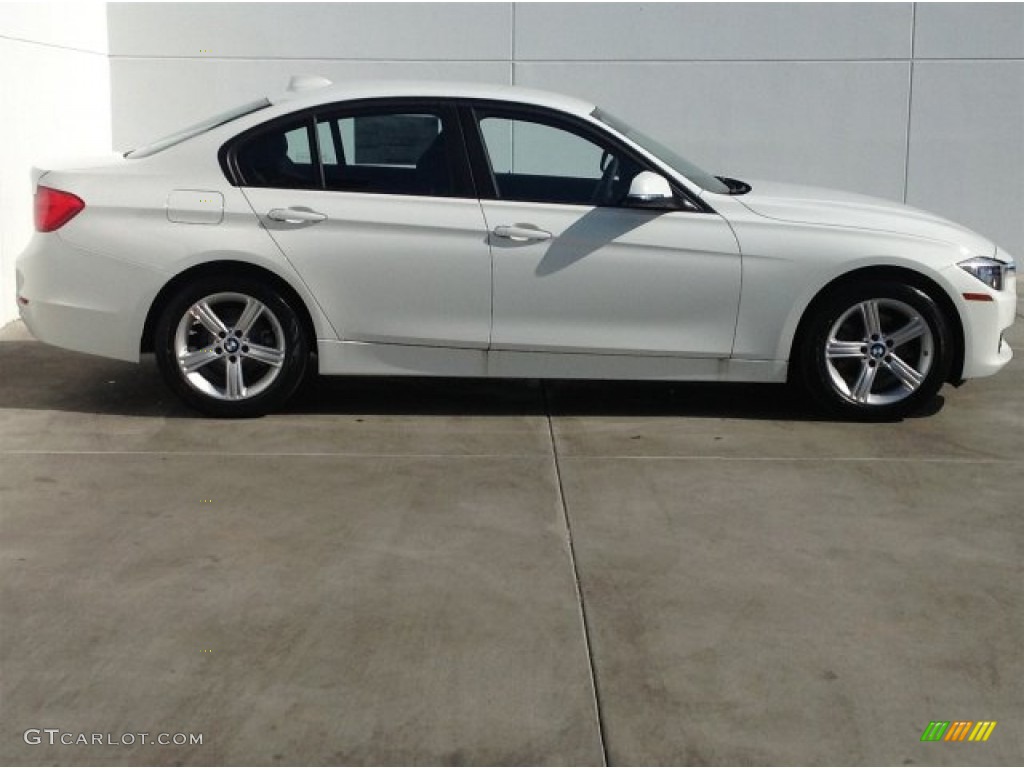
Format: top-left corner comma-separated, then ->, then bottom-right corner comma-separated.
492,225 -> 552,242
267,207 -> 327,224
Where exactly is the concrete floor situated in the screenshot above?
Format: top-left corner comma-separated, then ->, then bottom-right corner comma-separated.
2,312 -> 1022,766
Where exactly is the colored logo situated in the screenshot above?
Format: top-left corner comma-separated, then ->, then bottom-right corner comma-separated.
920,721 -> 997,742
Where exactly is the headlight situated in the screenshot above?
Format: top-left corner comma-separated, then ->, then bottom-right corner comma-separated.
958,256 -> 1013,291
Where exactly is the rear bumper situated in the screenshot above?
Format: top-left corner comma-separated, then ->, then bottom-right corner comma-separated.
16,234 -> 164,363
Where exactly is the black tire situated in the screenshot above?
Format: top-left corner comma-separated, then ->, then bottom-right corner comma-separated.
154,276 -> 309,417
796,280 -> 953,421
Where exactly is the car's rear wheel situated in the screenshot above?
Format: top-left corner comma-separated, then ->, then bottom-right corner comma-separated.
154,277 -> 309,417
797,280 -> 953,420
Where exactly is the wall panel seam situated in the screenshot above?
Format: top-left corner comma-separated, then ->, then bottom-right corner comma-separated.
0,34 -> 107,57
106,56 -> 1024,63
903,2 -> 917,204
508,58 -> 1022,63
107,56 -> 516,63
510,1 -> 516,85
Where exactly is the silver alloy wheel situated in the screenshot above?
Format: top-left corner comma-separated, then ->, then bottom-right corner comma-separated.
824,298 -> 935,406
173,292 -> 286,401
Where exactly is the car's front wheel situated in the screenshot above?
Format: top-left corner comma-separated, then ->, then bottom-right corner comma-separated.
154,277 -> 309,417
797,280 -> 953,420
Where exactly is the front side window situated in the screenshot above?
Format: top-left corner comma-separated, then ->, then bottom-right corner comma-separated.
235,121 -> 318,189
317,111 -> 453,196
478,115 -> 642,206
591,108 -> 730,195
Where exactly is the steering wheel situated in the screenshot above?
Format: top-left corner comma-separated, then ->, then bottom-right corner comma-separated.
591,151 -> 620,206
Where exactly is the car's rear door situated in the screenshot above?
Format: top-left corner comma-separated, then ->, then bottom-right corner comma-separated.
234,100 -> 492,349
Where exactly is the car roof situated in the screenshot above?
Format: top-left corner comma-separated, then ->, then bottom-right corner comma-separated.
267,79 -> 598,118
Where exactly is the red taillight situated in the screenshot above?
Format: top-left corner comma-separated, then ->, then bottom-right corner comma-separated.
34,186 -> 85,232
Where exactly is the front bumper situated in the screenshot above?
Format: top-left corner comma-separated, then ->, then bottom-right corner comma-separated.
943,259 -> 1017,380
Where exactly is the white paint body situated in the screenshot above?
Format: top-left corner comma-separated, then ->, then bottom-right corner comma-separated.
15,81 -> 1017,386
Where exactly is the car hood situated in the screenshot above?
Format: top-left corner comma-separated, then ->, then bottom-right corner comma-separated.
730,179 -> 995,256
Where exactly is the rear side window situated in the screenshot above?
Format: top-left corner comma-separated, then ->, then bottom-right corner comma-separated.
234,121 -> 319,189
229,103 -> 468,196
316,111 -> 453,196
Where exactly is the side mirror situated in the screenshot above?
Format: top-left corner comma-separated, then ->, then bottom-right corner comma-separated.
625,171 -> 675,208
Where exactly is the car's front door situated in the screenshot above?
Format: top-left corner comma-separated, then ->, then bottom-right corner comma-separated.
467,106 -> 741,357
235,101 -> 492,349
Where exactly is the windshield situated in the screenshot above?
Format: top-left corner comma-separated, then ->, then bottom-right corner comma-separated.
592,108 -> 730,195
126,98 -> 272,158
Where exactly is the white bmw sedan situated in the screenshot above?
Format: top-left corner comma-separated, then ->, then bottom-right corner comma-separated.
17,79 -> 1017,419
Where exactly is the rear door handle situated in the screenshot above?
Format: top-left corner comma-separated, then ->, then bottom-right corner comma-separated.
492,225 -> 552,242
267,207 -> 327,224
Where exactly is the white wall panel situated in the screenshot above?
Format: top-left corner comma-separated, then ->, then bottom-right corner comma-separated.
915,3 -> 1024,59
517,62 -> 911,200
107,2 -> 514,151
515,3 -> 912,61
111,59 -> 510,150
0,1 -> 108,53
907,61 -> 1024,255
0,5 -> 110,326
108,3 -> 511,60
